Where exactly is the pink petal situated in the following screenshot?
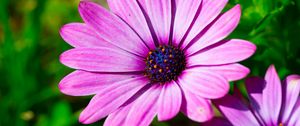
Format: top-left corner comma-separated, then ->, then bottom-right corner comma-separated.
172,0 -> 202,46
185,5 -> 241,56
59,23 -> 116,49
177,68 -> 229,99
78,1 -> 149,56
107,0 -> 155,49
138,0 -> 172,45
59,70 -> 141,96
262,65 -> 282,125
79,76 -> 148,124
180,87 -> 213,122
203,117 -> 233,126
104,85 -> 157,126
157,81 -> 182,121
125,85 -> 161,126
60,48 -> 145,72
214,94 -> 260,126
181,0 -> 228,48
104,102 -> 133,126
281,75 -> 300,123
193,63 -> 250,81
187,39 -> 256,66
104,85 -> 151,126
245,77 -> 268,123
288,99 -> 300,126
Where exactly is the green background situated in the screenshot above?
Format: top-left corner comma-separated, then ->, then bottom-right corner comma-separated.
0,0 -> 299,125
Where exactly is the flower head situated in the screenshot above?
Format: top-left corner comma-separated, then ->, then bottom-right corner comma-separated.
59,0 -> 255,125
214,65 -> 300,126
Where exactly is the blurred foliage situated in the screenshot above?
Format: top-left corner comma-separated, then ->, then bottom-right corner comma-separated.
0,0 -> 299,126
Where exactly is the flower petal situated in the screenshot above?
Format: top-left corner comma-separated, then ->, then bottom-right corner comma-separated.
185,5 -> 241,56
157,81 -> 182,121
203,117 -> 233,126
104,85 -> 151,126
78,1 -> 149,56
192,63 -> 250,81
187,39 -> 256,65
60,48 -> 145,72
107,0 -> 155,49
104,102 -> 133,126
214,94 -> 260,126
177,68 -> 229,99
79,76 -> 148,124
288,99 -> 300,126
59,23 -> 116,48
172,0 -> 202,46
262,65 -> 282,125
180,87 -> 213,122
281,75 -> 300,123
59,70 -> 141,96
125,84 -> 161,126
138,0 -> 172,45
245,77 -> 268,123
181,0 -> 228,48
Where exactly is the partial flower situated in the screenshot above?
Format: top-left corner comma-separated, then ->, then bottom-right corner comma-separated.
214,65 -> 300,126
59,0 -> 256,125
203,117 -> 232,126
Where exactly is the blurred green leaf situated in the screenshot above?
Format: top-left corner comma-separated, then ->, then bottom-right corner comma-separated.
50,101 -> 72,126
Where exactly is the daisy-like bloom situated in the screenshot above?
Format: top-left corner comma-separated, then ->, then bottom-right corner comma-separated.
214,65 -> 300,126
59,0 -> 256,125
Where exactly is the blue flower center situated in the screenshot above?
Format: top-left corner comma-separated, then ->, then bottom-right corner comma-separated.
144,45 -> 186,83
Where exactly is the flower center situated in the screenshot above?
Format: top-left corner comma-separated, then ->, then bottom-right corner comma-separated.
144,45 -> 186,83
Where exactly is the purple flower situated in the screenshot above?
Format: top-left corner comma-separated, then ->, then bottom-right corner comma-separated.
214,65 -> 300,126
59,0 -> 255,125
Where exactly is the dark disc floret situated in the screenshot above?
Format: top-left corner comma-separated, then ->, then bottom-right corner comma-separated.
144,45 -> 186,83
